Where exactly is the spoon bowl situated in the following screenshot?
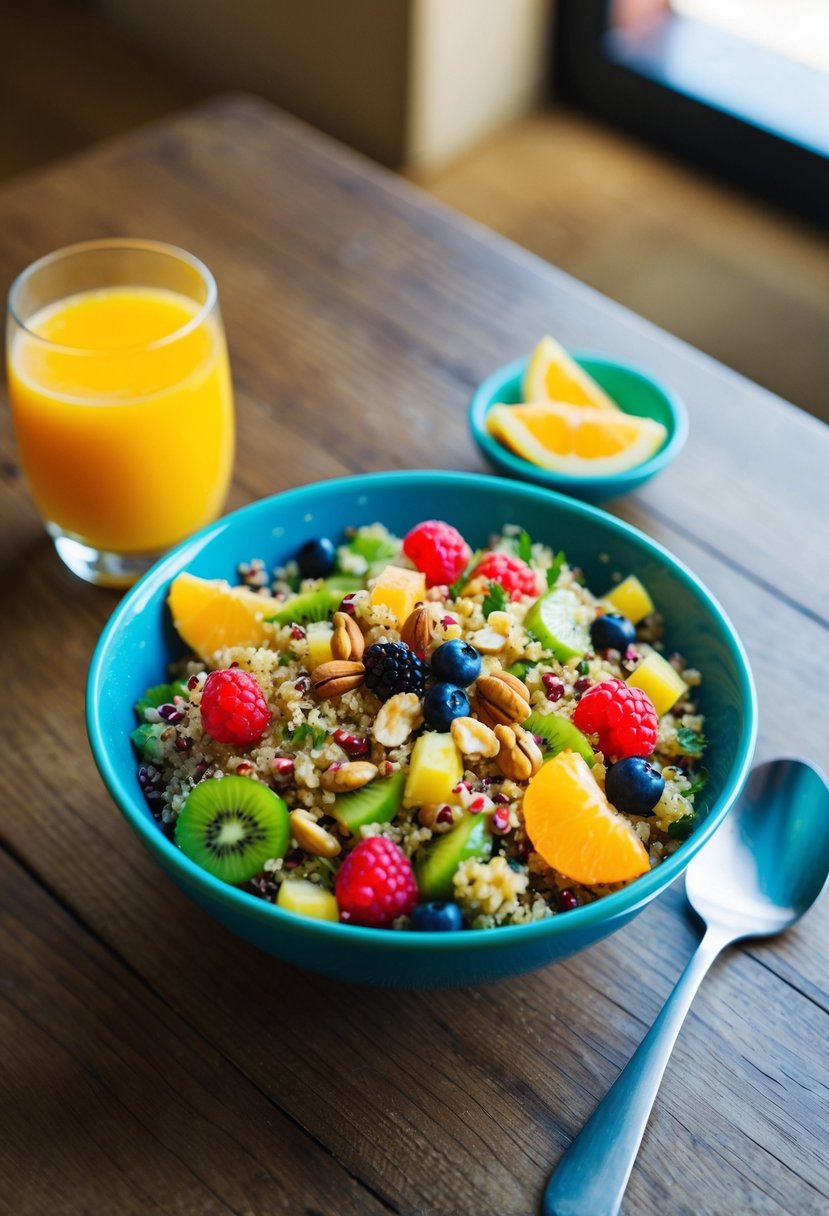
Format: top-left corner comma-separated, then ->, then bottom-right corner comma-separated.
543,757 -> 829,1216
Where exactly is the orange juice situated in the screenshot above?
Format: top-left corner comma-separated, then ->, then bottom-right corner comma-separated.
7,285 -> 234,554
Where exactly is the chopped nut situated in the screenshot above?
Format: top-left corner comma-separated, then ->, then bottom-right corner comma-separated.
320,761 -> 379,792
312,660 -> 365,698
493,724 -> 543,782
474,671 -> 531,728
450,715 -> 500,759
468,626 -> 508,654
487,611 -> 513,637
289,808 -> 342,857
331,611 -> 365,662
373,692 -> 424,748
399,603 -> 435,653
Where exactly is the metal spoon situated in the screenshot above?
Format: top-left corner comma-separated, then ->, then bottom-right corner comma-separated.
543,757 -> 829,1216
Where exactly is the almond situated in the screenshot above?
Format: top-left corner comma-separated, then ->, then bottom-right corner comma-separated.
399,603 -> 433,654
312,660 -> 365,699
331,611 -> 365,662
289,808 -> 342,857
320,761 -> 379,792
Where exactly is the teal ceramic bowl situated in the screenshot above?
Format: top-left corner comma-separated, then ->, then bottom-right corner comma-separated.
87,471 -> 755,987
469,354 -> 688,501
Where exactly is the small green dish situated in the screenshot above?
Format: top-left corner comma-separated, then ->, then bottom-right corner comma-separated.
469,353 -> 688,501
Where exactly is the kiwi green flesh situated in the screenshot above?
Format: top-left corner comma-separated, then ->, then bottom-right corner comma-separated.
175,775 -> 290,886
134,680 -> 189,719
323,574 -> 364,592
524,588 -> 590,661
266,588 -> 343,625
416,813 -> 492,901
331,771 -> 406,834
130,722 -> 165,759
523,710 -> 595,766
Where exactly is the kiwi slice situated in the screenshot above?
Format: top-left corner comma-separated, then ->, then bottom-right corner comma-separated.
331,771 -> 406,835
416,813 -> 492,901
523,710 -> 595,766
265,588 -> 343,625
323,574 -> 364,593
134,680 -> 189,719
174,775 -> 290,885
347,532 -> 401,563
524,588 -> 590,661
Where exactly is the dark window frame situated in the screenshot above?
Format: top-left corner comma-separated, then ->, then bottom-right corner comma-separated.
554,0 -> 829,229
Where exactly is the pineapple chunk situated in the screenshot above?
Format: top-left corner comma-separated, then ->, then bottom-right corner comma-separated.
604,575 -> 654,624
277,878 -> 339,922
627,651 -> 688,716
306,621 -> 334,670
370,564 -> 426,625
403,732 -> 463,808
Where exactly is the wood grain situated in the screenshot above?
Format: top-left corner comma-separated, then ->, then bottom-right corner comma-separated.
1,95 -> 827,1216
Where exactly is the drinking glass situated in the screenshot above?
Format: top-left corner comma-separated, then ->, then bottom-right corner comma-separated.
6,238 -> 235,587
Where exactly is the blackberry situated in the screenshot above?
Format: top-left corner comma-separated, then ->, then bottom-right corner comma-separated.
364,641 -> 428,701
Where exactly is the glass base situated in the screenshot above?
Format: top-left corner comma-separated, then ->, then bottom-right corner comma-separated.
48,526 -> 162,588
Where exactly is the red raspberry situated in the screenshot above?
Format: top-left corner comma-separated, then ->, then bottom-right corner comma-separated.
200,668 -> 270,746
334,837 -> 419,927
402,520 -> 471,587
572,677 -> 658,760
470,552 -> 541,601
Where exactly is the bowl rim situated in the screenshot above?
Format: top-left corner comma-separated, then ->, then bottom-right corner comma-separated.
469,353 -> 689,494
86,469 -> 756,953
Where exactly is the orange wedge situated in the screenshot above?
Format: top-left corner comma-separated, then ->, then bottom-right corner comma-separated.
523,335 -> 619,410
486,401 -> 667,476
522,750 -> 650,885
168,572 -> 279,663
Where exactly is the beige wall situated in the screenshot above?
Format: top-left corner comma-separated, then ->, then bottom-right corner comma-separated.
99,0 -> 552,168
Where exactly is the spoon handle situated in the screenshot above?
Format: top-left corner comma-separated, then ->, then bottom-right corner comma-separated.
542,924 -> 733,1216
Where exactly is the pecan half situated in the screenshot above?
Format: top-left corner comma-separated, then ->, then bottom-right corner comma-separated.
312,660 -> 365,698
320,760 -> 379,792
399,603 -> 433,654
493,723 -> 543,782
474,670 -> 531,728
289,808 -> 342,857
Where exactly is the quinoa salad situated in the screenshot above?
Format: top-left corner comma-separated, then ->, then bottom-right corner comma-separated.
132,519 -> 706,931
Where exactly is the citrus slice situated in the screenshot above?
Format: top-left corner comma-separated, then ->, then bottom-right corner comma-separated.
486,401 -> 667,476
522,335 -> 619,409
522,750 -> 650,885
524,587 -> 590,661
168,571 -> 280,662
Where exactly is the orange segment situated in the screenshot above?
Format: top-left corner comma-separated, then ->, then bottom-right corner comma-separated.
523,335 -> 619,410
522,750 -> 650,885
168,571 -> 279,663
486,401 -> 667,476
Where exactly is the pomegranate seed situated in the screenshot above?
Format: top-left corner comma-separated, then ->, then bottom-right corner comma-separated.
492,793 -> 510,805
283,849 -> 304,869
235,761 -> 254,775
542,673 -> 565,702
491,807 -> 510,834
294,676 -> 311,693
435,805 -> 455,825
624,645 -> 639,662
468,795 -> 487,813
453,781 -> 471,794
290,624 -> 306,640
158,703 -> 184,724
175,736 -> 192,753
574,676 -> 593,694
333,729 -> 369,757
187,675 -> 199,691
558,889 -> 579,912
440,615 -> 457,629
338,593 -> 358,616
272,757 -> 295,776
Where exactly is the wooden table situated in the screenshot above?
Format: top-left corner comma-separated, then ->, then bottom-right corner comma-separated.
2,95 -> 827,1216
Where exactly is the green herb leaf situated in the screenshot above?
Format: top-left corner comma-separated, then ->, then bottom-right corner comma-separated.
482,580 -> 508,617
686,766 -> 709,798
277,649 -> 297,666
668,813 -> 698,840
506,659 -> 537,678
676,727 -> 706,757
448,549 -> 484,599
546,550 -> 566,589
517,530 -> 532,563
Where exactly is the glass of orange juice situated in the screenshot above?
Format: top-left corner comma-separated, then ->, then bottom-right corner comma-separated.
6,238 -> 235,587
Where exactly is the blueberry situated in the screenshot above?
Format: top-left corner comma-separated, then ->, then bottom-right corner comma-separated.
411,900 -> 464,931
605,756 -> 665,816
590,612 -> 636,653
422,682 -> 470,731
297,537 -> 336,579
430,640 -> 482,687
